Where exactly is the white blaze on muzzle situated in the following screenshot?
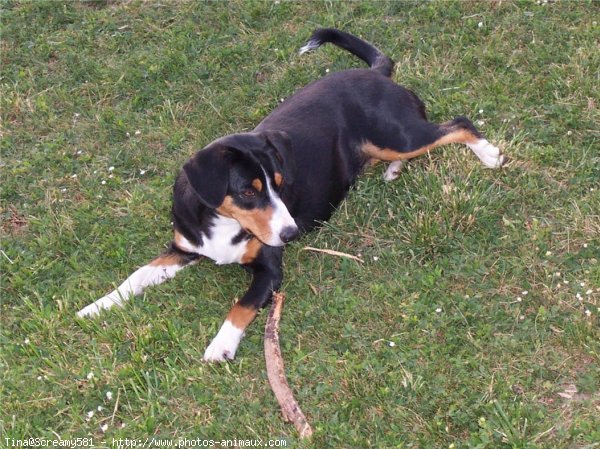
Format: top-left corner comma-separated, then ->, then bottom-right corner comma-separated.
262,169 -> 298,246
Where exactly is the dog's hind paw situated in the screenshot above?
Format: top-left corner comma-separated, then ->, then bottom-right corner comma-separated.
468,139 -> 505,169
383,160 -> 405,182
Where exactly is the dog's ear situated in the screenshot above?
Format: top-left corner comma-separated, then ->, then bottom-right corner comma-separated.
182,146 -> 230,209
262,130 -> 295,185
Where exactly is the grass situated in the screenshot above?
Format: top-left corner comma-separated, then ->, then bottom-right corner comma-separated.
1,0 -> 599,447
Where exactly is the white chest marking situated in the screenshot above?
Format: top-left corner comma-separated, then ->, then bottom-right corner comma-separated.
177,215 -> 249,265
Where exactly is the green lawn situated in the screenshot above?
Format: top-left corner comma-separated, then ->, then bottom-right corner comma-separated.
1,1 -> 599,448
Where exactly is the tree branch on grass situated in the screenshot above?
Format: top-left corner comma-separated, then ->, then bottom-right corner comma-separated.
264,292 -> 313,439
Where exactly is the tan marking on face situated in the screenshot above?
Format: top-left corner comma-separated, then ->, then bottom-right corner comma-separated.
274,172 -> 283,187
150,252 -> 183,267
241,237 -> 263,264
217,196 -> 275,243
226,303 -> 258,331
251,178 -> 263,192
361,129 -> 479,162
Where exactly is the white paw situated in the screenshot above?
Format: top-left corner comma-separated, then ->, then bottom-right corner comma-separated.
77,304 -> 101,318
468,139 -> 505,168
383,160 -> 405,181
76,295 -> 122,318
202,320 -> 244,362
203,338 -> 238,362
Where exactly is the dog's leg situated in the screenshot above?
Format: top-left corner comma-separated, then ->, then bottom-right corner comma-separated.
365,116 -> 505,180
203,247 -> 283,362
77,246 -> 199,318
383,160 -> 405,182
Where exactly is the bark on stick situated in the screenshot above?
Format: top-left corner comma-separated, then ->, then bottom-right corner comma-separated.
264,292 -> 313,439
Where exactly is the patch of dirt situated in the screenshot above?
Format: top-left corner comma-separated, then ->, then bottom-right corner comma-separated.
2,205 -> 28,235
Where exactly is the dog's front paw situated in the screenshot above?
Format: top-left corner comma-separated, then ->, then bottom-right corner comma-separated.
202,321 -> 244,362
203,339 -> 237,362
76,295 -> 122,318
77,303 -> 101,318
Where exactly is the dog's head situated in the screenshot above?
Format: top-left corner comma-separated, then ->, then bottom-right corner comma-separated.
182,131 -> 299,247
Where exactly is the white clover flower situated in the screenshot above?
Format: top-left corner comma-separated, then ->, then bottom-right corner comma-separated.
388,341 -> 396,347
584,310 -> 591,317
24,338 -> 30,344
86,410 -> 94,421
373,256 -> 379,261
522,291 -> 529,296
100,424 -> 108,432
86,371 -> 94,380
106,391 -> 113,401
478,22 -> 483,28
101,180 -> 106,185
108,166 -> 115,172
139,169 -> 147,175
435,308 -> 442,313
135,130 -> 141,136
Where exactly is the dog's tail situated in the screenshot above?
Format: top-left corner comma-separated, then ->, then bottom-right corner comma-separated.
299,28 -> 394,77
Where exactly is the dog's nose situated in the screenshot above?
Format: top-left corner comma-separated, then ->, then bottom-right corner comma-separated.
279,226 -> 300,243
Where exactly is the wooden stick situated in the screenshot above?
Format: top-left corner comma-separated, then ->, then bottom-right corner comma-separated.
264,292 -> 313,439
302,246 -> 364,263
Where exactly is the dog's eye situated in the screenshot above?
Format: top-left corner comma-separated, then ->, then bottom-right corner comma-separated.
240,188 -> 256,199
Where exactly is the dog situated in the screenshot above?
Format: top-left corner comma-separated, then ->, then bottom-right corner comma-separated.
77,29 -> 504,361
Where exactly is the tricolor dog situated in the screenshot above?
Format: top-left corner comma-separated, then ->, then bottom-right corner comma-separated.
77,29 -> 504,361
